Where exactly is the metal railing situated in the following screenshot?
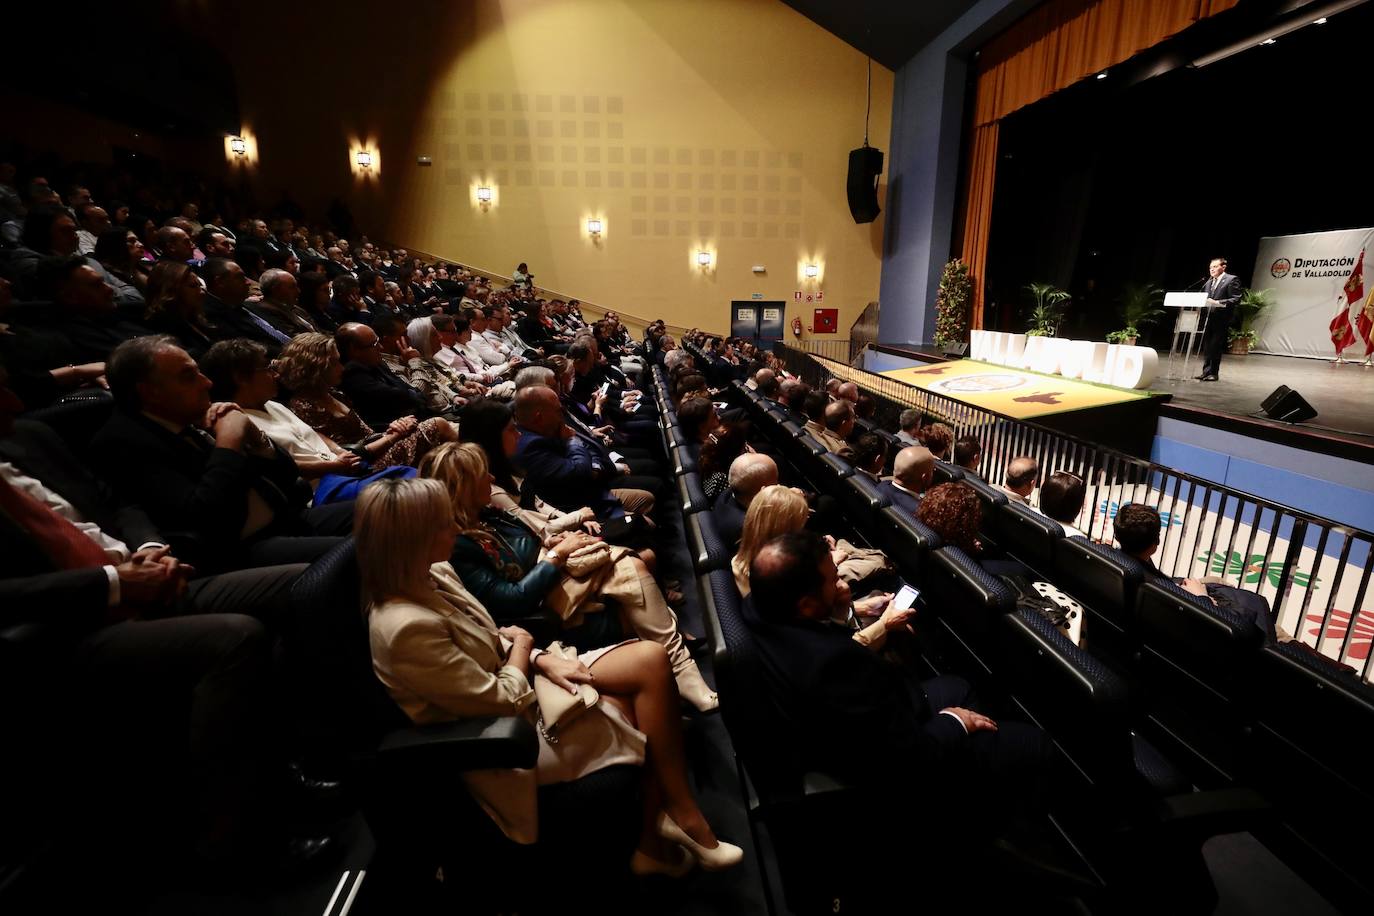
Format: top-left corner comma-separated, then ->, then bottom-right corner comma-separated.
776,343 -> 1374,681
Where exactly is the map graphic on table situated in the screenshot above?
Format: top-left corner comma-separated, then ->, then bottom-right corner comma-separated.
877,360 -> 1152,420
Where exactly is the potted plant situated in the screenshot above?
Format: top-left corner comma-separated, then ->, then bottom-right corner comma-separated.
1024,282 -> 1070,336
1107,282 -> 1165,346
934,259 -> 971,349
1228,287 -> 1276,355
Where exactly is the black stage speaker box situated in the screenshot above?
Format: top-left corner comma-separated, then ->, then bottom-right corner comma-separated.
941,343 -> 968,358
846,146 -> 884,224
1259,385 -> 1318,423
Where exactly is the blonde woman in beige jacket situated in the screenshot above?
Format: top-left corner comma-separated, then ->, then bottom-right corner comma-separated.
358,478 -> 741,877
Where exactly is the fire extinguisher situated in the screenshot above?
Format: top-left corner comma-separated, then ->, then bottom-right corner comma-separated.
791,317 -> 803,338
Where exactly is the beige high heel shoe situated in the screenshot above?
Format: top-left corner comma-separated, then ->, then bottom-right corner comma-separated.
673,661 -> 719,712
657,813 -> 743,871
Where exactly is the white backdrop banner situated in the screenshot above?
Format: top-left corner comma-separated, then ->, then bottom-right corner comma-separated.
1251,226 -> 1374,359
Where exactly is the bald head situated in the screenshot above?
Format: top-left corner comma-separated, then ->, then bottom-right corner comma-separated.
514,384 -> 562,436
727,453 -> 778,505
1004,456 -> 1039,497
836,382 -> 859,404
823,399 -> 854,434
893,446 -> 935,492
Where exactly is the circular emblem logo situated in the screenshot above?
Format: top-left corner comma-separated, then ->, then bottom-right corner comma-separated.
1270,258 -> 1291,279
933,374 -> 1027,394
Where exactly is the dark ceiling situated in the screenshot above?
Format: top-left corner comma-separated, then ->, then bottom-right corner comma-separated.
781,0 -> 985,70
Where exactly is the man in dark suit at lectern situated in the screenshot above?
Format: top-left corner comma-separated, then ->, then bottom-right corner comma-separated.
1198,257 -> 1243,381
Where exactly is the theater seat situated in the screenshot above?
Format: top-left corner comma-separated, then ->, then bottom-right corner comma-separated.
1052,538 -> 1148,654
932,461 -> 964,487
678,471 -> 710,514
983,500 -> 1062,573
685,509 -> 730,573
289,540 -> 639,909
1134,578 -> 1262,784
840,474 -> 890,534
23,389 -> 115,453
670,443 -> 698,475
922,546 -> 1015,679
873,505 -> 941,583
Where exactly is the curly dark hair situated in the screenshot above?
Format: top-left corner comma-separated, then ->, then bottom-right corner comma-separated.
917,482 -> 981,554
699,421 -> 750,479
919,422 -> 954,459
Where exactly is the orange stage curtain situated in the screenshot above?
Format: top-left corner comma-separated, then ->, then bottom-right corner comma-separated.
960,0 -> 1240,327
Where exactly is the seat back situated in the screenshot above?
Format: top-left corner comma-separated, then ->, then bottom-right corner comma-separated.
998,609 -> 1135,794
685,509 -> 731,573
670,442 -> 698,476
677,471 -> 710,514
983,501 -> 1062,573
873,505 -> 941,583
1053,538 -> 1147,648
23,390 -> 115,453
1243,641 -> 1374,908
840,474 -> 890,535
923,547 -> 1015,677
1134,578 -> 1261,780
931,461 -> 964,487
288,540 -> 410,758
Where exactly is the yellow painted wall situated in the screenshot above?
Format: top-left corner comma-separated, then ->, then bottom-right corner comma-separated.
223,0 -> 894,337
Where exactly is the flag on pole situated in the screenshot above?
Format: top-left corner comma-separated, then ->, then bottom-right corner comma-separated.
1359,288 -> 1374,356
1343,249 -> 1365,306
1331,249 -> 1365,356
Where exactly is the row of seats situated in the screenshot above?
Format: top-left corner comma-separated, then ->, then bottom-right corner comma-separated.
662,355 -> 1374,914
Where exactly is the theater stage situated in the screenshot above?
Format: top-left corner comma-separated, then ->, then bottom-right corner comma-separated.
865,345 -> 1374,463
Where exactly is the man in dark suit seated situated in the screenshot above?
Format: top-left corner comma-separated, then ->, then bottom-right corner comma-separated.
512,384 -> 657,524
1114,503 -> 1277,644
712,453 -> 777,548
850,432 -> 888,483
0,362 -> 332,871
954,434 -> 984,479
335,321 -> 433,429
8,254 -> 147,366
879,445 -> 934,517
91,336 -> 351,571
202,257 -> 289,355
744,531 -> 1051,813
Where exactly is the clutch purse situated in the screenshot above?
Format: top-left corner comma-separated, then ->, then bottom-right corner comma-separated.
532,642 -> 599,743
562,539 -> 613,578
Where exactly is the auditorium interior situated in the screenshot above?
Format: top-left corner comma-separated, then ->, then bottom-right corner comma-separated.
2,1 -> 1372,914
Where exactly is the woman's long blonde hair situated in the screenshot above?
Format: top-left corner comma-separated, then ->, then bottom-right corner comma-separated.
731,485 -> 809,593
355,477 -> 453,609
419,442 -> 489,530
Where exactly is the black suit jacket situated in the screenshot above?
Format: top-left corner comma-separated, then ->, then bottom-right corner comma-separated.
877,479 -> 921,517
339,361 -> 431,429
91,410 -> 312,565
0,420 -> 162,629
203,293 -> 285,356
743,602 -> 966,786
1205,272 -> 1243,325
710,487 -> 747,548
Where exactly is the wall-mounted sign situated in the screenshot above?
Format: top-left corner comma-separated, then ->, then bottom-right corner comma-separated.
750,292 -> 763,300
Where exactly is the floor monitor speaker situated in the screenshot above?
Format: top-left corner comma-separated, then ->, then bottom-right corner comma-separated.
1258,385 -> 1317,423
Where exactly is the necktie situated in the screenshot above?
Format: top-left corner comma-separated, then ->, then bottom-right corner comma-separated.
0,475 -> 113,569
247,310 -> 291,344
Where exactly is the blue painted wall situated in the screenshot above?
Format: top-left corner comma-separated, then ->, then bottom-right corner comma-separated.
877,0 -> 1037,346
1152,417 -> 1374,535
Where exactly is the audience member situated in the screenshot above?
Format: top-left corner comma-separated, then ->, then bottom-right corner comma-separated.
879,446 -> 934,516
850,433 -> 888,482
712,453 -> 777,548
92,336 -> 351,571
359,477 -> 740,871
918,482 -> 1028,578
999,457 -> 1038,505
897,408 -> 923,446
1037,471 -> 1089,539
276,332 -> 454,470
920,422 -> 954,461
1114,503 -> 1277,644
953,434 -> 983,477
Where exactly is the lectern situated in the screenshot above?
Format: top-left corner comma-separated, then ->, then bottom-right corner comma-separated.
1164,291 -> 1211,381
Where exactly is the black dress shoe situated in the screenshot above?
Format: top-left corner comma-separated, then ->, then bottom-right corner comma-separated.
285,761 -> 346,807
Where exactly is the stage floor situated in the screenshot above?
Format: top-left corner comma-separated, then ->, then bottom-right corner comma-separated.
878,358 -> 1153,420
1153,352 -> 1374,448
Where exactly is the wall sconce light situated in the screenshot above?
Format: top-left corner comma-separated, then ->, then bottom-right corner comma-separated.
697,251 -> 713,268
356,150 -> 374,169
229,137 -> 247,156
587,218 -> 603,237
476,186 -> 493,202
804,264 -> 819,278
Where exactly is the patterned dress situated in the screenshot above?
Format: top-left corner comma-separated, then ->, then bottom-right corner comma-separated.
289,390 -> 450,469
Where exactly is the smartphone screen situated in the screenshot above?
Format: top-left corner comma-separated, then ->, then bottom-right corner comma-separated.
597,382 -> 610,397
893,584 -> 920,610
